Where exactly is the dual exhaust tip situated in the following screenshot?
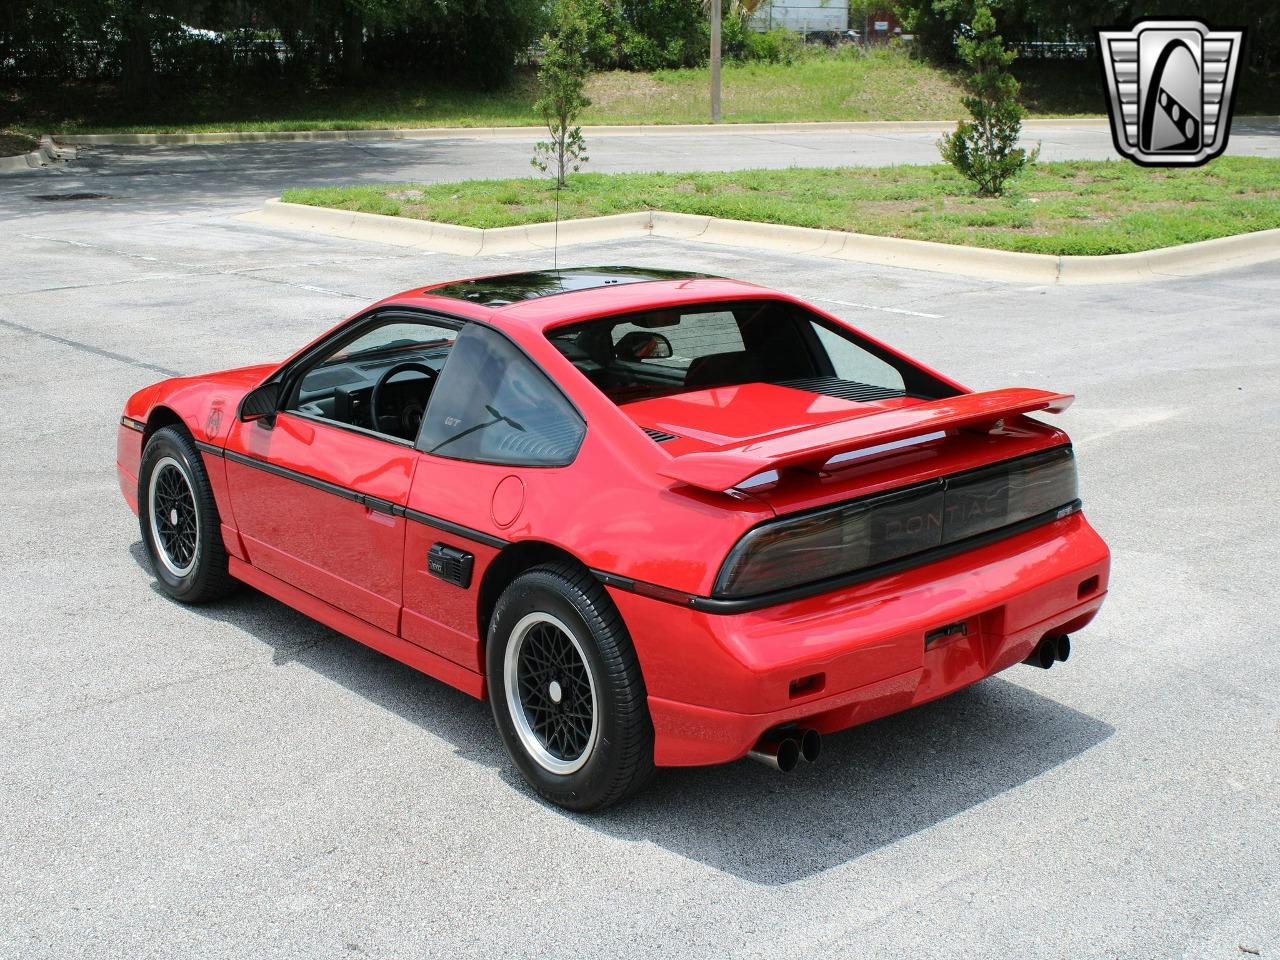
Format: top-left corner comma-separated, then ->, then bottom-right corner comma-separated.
749,635 -> 1072,770
1023,633 -> 1071,669
747,728 -> 821,773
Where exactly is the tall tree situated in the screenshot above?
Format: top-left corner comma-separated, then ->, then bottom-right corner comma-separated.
101,0 -> 203,99
340,2 -> 363,81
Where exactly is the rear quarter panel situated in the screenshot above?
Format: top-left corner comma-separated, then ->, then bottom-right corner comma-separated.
407,427 -> 774,596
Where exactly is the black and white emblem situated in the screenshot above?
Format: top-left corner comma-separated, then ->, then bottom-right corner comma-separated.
1095,19 -> 1245,167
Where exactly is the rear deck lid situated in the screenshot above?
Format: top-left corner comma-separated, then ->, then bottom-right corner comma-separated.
622,381 -> 916,449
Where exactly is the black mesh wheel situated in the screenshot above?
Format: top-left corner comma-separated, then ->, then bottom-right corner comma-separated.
138,425 -> 237,604
148,456 -> 199,577
504,611 -> 599,775
487,562 -> 654,811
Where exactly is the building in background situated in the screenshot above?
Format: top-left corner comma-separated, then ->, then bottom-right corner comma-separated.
748,0 -> 847,37
862,9 -> 905,42
747,3 -> 910,44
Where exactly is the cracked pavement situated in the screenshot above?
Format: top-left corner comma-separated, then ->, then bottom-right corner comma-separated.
1,132 -> 1278,959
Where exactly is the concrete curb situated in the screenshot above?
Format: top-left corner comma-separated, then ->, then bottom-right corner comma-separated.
0,150 -> 41,172
0,136 -> 78,174
39,135 -> 77,162
55,117 -> 1111,146
240,199 -> 1280,285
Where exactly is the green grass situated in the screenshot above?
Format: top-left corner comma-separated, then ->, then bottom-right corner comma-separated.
5,51 -> 1126,135
0,130 -> 37,156
280,157 -> 1280,256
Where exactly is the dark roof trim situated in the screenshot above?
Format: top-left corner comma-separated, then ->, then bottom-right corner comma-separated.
427,267 -> 714,307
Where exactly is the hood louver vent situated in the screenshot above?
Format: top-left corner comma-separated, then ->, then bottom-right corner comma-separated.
643,427 -> 679,443
777,377 -> 905,403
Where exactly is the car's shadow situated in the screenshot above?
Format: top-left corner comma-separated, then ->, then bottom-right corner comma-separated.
130,543 -> 1114,885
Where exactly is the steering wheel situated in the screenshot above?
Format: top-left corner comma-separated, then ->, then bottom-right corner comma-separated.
369,362 -> 437,438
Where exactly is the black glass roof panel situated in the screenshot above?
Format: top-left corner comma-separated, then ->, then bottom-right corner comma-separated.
427,266 -> 712,307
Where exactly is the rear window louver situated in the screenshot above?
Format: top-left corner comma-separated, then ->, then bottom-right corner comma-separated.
643,427 -> 679,443
776,377 -> 905,403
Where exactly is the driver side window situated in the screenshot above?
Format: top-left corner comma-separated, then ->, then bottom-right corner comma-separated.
287,314 -> 459,443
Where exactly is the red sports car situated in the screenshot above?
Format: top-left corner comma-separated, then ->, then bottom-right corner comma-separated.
117,267 -> 1110,810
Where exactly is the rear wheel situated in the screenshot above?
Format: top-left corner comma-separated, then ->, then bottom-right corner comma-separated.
487,563 -> 654,811
138,426 -> 236,604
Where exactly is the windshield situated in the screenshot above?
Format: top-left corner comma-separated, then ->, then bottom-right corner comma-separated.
325,323 -> 457,365
546,299 -> 930,406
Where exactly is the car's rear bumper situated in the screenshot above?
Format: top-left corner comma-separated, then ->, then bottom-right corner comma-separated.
608,511 -> 1110,767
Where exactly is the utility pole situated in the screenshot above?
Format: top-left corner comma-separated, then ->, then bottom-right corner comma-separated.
710,0 -> 722,122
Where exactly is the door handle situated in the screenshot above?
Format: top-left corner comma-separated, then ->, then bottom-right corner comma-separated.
360,495 -> 398,516
359,494 -> 399,526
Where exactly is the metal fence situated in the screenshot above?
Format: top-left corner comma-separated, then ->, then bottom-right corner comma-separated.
0,34 -> 292,83
1013,39 -> 1095,60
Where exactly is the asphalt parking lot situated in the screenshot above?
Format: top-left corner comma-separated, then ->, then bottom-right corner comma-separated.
2,139 -> 1278,959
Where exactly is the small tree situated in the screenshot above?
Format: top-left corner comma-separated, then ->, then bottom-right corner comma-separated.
532,0 -> 592,188
937,2 -> 1038,197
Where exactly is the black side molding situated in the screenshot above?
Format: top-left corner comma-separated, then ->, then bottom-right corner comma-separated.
204,447 -> 1080,615
219,448 -> 508,544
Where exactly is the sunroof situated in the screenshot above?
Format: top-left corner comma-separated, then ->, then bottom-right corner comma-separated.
428,267 -> 711,307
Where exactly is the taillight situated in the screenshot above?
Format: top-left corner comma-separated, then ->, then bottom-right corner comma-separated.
944,446 -> 1078,540
713,446 -> 1079,600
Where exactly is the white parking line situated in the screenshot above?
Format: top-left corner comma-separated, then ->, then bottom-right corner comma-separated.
24,233 -> 161,262
814,297 -> 944,319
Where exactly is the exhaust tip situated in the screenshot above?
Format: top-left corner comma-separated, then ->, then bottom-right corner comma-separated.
776,738 -> 801,773
1055,634 -> 1071,662
747,735 -> 801,773
799,728 -> 821,763
1023,637 -> 1056,669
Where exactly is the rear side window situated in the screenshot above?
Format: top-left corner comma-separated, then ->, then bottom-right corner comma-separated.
546,299 -> 940,405
810,322 -> 905,392
418,325 -> 585,467
607,309 -> 745,372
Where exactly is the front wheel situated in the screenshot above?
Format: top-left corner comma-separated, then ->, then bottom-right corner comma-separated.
138,425 -> 236,604
487,563 -> 654,811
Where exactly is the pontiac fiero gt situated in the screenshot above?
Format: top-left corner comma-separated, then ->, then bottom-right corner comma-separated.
117,267 -> 1110,810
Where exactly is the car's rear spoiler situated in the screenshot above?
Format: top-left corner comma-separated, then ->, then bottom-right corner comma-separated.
658,387 -> 1074,492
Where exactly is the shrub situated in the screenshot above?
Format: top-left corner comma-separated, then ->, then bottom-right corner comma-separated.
937,2 -> 1037,197
740,27 -> 802,64
363,0 -> 545,90
532,0 -> 592,187
571,0 -> 621,69
615,0 -> 707,70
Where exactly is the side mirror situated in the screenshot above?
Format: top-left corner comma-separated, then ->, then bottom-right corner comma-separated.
615,331 -> 674,361
240,381 -> 281,423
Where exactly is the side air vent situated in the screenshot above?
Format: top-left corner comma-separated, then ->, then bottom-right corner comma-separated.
643,427 -> 679,443
427,543 -> 474,589
776,377 -> 905,403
